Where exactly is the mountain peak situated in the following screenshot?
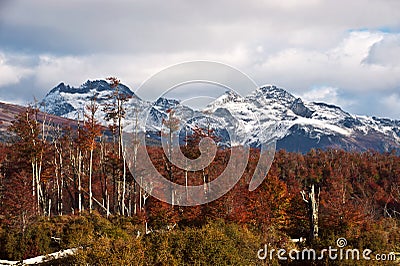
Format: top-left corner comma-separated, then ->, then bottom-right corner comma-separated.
154,97 -> 180,108
81,79 -> 135,96
207,90 -> 245,108
47,80 -> 135,96
40,80 -> 137,118
39,80 -> 400,153
46,82 -> 70,95
224,89 -> 243,98
256,85 -> 295,100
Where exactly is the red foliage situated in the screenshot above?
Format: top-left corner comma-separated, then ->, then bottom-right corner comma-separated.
1,107 -> 400,241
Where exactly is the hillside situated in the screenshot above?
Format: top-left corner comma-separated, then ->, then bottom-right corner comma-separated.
0,102 -> 81,142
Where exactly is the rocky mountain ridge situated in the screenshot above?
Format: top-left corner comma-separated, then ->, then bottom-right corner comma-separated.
38,80 -> 400,153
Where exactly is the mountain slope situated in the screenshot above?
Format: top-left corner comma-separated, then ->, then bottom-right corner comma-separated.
0,101 -> 81,142
39,81 -> 400,153
40,80 -> 143,123
204,85 -> 400,152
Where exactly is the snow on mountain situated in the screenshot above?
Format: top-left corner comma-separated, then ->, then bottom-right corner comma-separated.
204,85 -> 400,152
40,81 -> 400,153
40,80 -> 196,134
145,97 -> 198,132
204,85 -> 350,144
40,80 -> 144,125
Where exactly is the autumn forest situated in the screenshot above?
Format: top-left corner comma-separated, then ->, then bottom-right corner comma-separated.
0,85 -> 399,265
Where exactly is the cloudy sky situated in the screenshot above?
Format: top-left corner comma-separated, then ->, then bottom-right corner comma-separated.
0,0 -> 399,119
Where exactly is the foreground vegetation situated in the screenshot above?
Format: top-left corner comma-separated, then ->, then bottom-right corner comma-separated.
0,212 -> 399,265
1,144 -> 400,265
1,214 -> 268,265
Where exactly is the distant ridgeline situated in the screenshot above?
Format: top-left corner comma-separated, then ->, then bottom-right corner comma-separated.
1,80 -> 399,153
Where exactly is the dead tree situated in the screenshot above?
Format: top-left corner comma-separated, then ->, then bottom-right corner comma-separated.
104,77 -> 130,215
301,183 -> 320,241
83,95 -> 101,213
162,109 -> 180,206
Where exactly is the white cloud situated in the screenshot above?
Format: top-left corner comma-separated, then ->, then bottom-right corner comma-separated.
252,31 -> 400,95
0,53 -> 33,87
1,0 -> 400,118
364,34 -> 400,67
301,86 -> 339,104
298,86 -> 356,111
379,93 -> 400,119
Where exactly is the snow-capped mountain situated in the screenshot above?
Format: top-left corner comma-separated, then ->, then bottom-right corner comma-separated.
40,81 -> 400,153
40,80 -> 143,124
205,85 -> 400,152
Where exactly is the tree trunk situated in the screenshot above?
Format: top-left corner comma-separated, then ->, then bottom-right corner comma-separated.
301,183 -> 320,241
89,148 -> 93,213
121,153 -> 126,216
78,150 -> 82,214
309,184 -> 320,240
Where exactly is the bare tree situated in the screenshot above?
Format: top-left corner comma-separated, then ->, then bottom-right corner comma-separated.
9,106 -> 49,215
162,109 -> 180,206
104,77 -> 130,215
80,95 -> 101,213
52,125 -> 64,215
301,183 -> 320,241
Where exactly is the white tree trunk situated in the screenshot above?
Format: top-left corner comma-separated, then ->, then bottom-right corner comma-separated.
78,150 -> 82,214
121,153 -> 126,216
301,184 -> 320,241
89,148 -> 93,213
